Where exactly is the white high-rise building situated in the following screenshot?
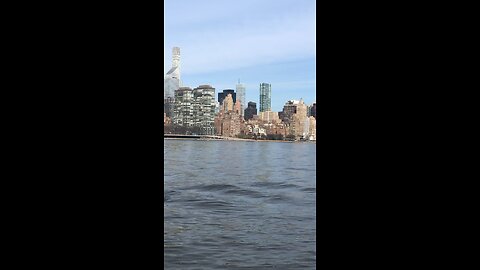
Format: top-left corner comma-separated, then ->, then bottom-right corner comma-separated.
236,80 -> 246,118
164,47 -> 181,99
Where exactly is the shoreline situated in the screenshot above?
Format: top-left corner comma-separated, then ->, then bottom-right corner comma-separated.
164,137 -> 315,143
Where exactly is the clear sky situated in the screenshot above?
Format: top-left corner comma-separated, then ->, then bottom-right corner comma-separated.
164,0 -> 316,112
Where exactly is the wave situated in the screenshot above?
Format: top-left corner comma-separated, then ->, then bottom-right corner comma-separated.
184,183 -> 265,198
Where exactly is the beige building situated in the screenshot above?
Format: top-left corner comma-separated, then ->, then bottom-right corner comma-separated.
222,94 -> 234,113
265,122 -> 287,137
234,100 -> 242,115
290,99 -> 308,138
258,111 -> 280,124
308,116 -> 316,140
164,113 -> 171,125
214,95 -> 244,137
214,111 -> 243,137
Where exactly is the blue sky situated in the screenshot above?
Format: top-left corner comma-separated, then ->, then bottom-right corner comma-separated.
164,0 -> 316,112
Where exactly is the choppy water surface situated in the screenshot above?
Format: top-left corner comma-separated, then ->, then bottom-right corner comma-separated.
164,140 -> 316,269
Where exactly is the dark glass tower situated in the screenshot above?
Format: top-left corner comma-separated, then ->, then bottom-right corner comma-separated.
259,83 -> 271,112
244,102 -> 257,121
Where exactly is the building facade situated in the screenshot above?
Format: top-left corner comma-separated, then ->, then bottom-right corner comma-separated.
236,81 -> 246,118
173,87 -> 194,127
291,99 -> 308,138
214,93 -> 243,137
192,85 -> 216,135
311,102 -> 316,119
164,97 -> 175,118
259,83 -> 271,112
173,85 -> 216,135
218,89 -> 236,105
279,100 -> 299,123
221,93 -> 234,113
164,47 -> 181,100
259,111 -> 280,123
214,111 -> 243,137
244,101 -> 257,121
164,47 -> 181,117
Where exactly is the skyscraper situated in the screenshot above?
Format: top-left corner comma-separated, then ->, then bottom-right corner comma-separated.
164,47 -> 181,99
171,47 -> 180,80
236,80 -> 246,117
259,83 -> 271,112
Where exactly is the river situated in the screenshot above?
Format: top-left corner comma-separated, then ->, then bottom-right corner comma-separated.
164,139 -> 316,269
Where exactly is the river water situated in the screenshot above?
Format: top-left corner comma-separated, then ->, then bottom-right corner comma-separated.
164,139 -> 316,269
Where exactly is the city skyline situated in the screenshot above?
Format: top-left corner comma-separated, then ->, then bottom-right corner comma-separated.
164,0 -> 316,112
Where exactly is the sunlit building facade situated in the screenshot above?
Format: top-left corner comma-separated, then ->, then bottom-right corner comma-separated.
172,85 -> 216,135
236,81 -> 246,118
164,47 -> 181,117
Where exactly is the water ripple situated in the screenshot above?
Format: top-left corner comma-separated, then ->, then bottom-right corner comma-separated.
164,140 -> 316,269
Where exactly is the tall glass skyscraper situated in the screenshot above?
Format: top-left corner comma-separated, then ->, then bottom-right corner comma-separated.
236,80 -> 246,117
259,83 -> 271,112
